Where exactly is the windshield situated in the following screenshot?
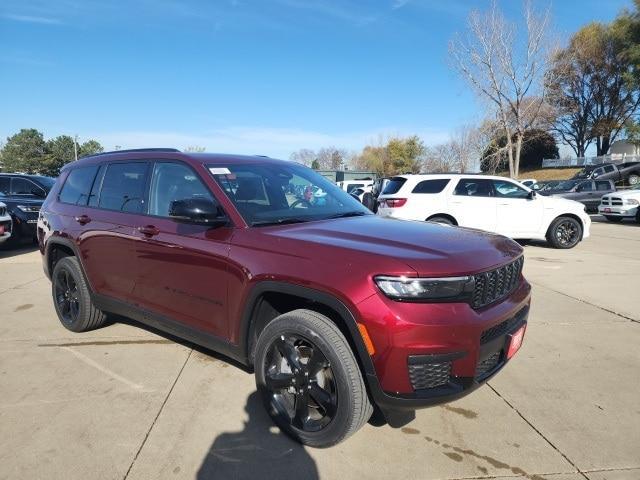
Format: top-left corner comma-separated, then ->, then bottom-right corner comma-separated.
208,162 -> 370,226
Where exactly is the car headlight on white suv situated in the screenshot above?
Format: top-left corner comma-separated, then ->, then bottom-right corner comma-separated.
625,198 -> 639,205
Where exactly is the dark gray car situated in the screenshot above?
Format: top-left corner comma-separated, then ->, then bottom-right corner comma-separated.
545,179 -> 616,212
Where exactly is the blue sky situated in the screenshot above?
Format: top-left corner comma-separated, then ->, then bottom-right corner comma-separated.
0,0 -> 632,158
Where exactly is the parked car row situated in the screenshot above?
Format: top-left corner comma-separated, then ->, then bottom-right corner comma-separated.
0,173 -> 56,246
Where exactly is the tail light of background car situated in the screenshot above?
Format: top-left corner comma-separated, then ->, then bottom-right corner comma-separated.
382,198 -> 407,208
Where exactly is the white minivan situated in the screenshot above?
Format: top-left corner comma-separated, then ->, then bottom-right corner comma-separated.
377,174 -> 591,249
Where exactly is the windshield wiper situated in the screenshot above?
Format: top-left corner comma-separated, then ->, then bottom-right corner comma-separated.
252,217 -> 311,227
324,211 -> 368,219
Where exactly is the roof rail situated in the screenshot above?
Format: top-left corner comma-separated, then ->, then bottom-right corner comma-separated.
81,148 -> 181,159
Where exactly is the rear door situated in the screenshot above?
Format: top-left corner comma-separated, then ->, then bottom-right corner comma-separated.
130,161 -> 233,338
77,161 -> 150,302
448,178 -> 497,231
493,179 -> 543,237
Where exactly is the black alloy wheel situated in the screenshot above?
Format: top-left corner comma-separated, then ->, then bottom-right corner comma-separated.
264,333 -> 337,432
254,309 -> 372,447
547,216 -> 582,249
55,268 -> 80,326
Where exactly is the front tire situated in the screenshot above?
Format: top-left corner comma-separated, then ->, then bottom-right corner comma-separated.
546,216 -> 583,249
52,256 -> 107,332
254,309 -> 372,448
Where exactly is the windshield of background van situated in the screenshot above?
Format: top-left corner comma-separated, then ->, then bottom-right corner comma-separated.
209,163 -> 370,226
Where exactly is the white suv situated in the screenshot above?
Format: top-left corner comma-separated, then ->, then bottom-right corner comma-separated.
0,202 -> 12,244
598,185 -> 640,223
377,174 -> 591,249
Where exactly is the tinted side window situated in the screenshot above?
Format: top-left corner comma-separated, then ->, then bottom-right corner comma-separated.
603,165 -> 615,173
0,177 -> 9,194
454,179 -> 494,197
382,177 -> 407,195
148,162 -> 215,217
412,179 -> 450,194
98,163 -> 149,213
596,181 -> 611,191
577,181 -> 594,192
11,178 -> 43,196
59,166 -> 99,205
346,183 -> 364,194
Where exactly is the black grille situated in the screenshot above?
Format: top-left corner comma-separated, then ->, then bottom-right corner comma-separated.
472,257 -> 524,309
480,307 -> 528,345
476,351 -> 501,379
408,361 -> 451,390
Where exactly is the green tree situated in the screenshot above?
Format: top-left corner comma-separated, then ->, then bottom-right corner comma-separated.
311,159 -> 320,170
1,129 -> 47,173
355,136 -> 425,176
42,135 -> 76,177
79,139 -> 103,157
481,129 -> 558,173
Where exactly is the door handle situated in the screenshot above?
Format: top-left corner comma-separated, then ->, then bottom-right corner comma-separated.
138,225 -> 160,237
75,215 -> 91,225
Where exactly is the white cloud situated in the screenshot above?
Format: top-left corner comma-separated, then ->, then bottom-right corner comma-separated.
2,13 -> 62,25
78,125 -> 451,159
392,0 -> 410,10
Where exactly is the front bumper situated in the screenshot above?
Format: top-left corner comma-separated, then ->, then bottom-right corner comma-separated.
598,205 -> 638,218
356,278 -> 531,412
0,217 -> 12,243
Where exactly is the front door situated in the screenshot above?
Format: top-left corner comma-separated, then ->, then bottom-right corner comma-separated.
493,179 -> 543,238
448,178 -> 497,232
130,161 -> 232,338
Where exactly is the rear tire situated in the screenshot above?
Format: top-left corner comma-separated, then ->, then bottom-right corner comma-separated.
52,256 -> 107,332
254,309 -> 372,448
546,216 -> 583,249
604,216 -> 623,223
628,173 -> 639,186
427,216 -> 454,225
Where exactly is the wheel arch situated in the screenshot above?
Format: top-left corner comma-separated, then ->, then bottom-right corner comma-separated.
240,282 -> 377,381
426,213 -> 458,225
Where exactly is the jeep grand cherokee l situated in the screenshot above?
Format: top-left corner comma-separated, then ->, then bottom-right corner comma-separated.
38,149 -> 531,447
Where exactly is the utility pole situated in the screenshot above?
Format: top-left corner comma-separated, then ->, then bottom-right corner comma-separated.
73,135 -> 78,161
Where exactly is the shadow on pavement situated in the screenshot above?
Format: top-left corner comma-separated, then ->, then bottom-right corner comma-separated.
197,391 -> 319,480
0,243 -> 38,259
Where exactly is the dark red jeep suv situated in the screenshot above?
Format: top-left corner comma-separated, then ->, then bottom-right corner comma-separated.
38,149 -> 531,447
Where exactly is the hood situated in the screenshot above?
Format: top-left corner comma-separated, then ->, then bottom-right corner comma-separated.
541,194 -> 586,211
604,189 -> 640,198
259,215 -> 523,277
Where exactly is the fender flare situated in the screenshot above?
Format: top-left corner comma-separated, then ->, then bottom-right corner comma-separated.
239,281 -> 377,379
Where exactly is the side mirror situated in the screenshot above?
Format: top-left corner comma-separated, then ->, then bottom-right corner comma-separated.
527,190 -> 537,200
169,198 -> 227,226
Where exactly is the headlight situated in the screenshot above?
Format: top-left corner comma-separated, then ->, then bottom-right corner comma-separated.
16,205 -> 40,213
374,275 -> 474,301
625,198 -> 639,205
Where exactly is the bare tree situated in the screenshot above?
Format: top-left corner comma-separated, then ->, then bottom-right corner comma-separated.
289,148 -> 316,166
423,122 -> 496,173
450,0 -> 556,178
